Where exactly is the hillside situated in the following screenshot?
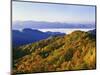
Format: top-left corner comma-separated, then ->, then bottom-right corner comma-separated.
13,30 -> 96,74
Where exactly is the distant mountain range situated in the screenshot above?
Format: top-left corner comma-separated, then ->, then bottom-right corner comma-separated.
12,21 -> 95,30
12,28 -> 65,47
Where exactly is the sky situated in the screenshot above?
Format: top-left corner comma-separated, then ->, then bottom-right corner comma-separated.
12,1 -> 96,24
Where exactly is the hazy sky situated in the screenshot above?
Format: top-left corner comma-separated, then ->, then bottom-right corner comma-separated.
12,1 -> 95,23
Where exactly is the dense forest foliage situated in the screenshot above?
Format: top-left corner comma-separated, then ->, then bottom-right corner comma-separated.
13,30 -> 96,74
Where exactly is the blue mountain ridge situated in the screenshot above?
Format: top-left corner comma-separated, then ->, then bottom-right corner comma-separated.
12,28 -> 65,47
88,29 -> 96,35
